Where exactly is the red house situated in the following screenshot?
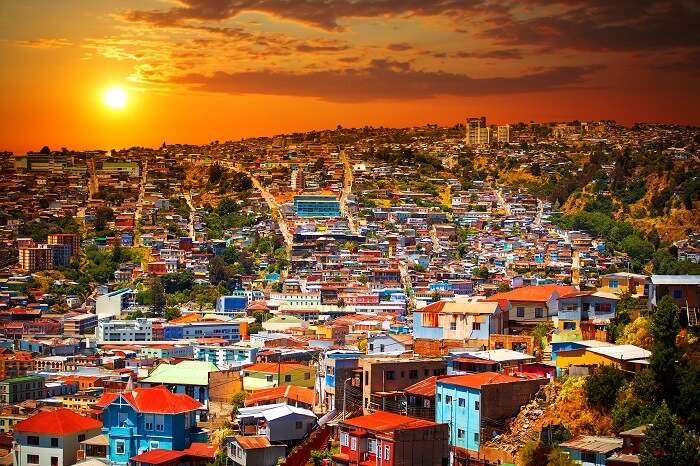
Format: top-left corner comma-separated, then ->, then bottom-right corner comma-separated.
332,411 -> 448,466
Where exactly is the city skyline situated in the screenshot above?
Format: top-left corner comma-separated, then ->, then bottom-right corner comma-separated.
2,0 -> 700,154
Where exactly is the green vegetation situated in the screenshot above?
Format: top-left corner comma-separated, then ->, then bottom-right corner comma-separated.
584,366 -> 625,411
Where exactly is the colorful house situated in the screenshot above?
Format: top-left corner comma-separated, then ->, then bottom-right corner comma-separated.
98,386 -> 204,465
555,344 -> 651,374
413,300 -> 507,351
12,408 -> 102,466
331,411 -> 449,466
435,372 -> 547,459
486,284 -> 576,330
242,362 -> 316,391
598,273 -> 648,298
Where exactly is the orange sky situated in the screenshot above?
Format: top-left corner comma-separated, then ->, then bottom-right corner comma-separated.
1,1 -> 699,154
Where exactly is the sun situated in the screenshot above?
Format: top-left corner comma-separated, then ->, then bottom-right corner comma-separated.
103,87 -> 127,109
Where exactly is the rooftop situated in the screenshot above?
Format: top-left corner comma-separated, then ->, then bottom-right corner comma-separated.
14,408 -> 102,435
341,410 -> 439,432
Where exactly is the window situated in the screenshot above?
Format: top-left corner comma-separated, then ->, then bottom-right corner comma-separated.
304,372 -> 310,380
350,437 -> 357,451
517,307 -> 525,318
437,394 -> 442,402
340,432 -> 349,447
385,371 -> 395,380
380,344 -> 385,352
369,344 -> 374,351
458,398 -> 465,407
449,322 -> 457,331
423,399 -> 431,408
384,445 -> 390,460
284,374 -> 292,382
155,414 -> 164,432
457,429 -> 465,439
563,322 -> 576,330
27,436 -> 39,446
51,457 -> 58,466
145,414 -> 154,430
150,441 -> 159,450
475,400 -> 480,411
409,370 -> 418,379
266,375 -> 274,382
535,308 -> 544,318
116,440 -> 125,455
609,279 -> 619,289
295,421 -> 303,429
472,323 -> 481,330
51,438 -> 59,447
27,455 -> 39,465
364,371 -> 369,386
368,438 -> 377,454
474,433 -> 479,443
581,452 -> 596,463
595,303 -> 612,314
673,289 -> 683,299
78,434 -> 86,442
445,395 -> 452,404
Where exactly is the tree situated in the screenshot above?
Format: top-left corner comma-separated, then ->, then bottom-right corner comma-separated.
616,316 -> 653,349
94,207 -> 114,231
649,296 -> 681,399
546,448 -> 578,466
209,256 -> 228,285
639,402 -> 699,466
231,391 -> 248,417
532,323 -> 550,357
585,366 -> 625,411
164,307 -> 181,321
519,440 -> 549,466
149,279 -> 166,315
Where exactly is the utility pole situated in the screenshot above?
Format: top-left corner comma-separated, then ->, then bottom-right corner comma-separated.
342,377 -> 351,420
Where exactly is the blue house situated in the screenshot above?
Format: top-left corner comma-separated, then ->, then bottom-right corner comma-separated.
98,386 -> 204,465
435,372 -> 547,456
323,350 -> 361,412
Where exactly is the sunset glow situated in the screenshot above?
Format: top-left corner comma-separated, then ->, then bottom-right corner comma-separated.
103,87 -> 127,110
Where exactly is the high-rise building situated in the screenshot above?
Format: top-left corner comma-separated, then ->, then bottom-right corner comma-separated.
465,116 -> 490,146
496,125 -> 511,143
18,245 -> 53,272
47,233 -> 80,257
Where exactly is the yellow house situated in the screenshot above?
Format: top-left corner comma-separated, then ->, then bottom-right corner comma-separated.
556,344 -> 650,373
243,362 -> 316,391
313,324 -> 333,340
598,273 -> 649,297
60,393 -> 101,412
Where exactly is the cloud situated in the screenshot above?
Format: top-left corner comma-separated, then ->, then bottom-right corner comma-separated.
387,42 -> 413,51
481,0 -> 700,52
455,48 -> 523,59
171,59 -> 603,102
123,0 -> 489,30
11,37 -> 73,49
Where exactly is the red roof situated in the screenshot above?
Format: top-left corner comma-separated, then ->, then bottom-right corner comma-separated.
14,408 -> 102,435
183,442 -> 216,458
244,385 -> 315,407
486,284 -> 576,303
404,376 -> 437,397
437,372 -> 523,390
341,410 -> 438,432
130,449 -> 184,464
95,386 -> 203,414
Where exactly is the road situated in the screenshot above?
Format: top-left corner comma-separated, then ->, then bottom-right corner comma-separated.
183,190 -> 196,239
534,199 -> 544,226
398,260 -> 417,313
246,170 -> 293,259
430,225 -> 443,255
134,160 -> 148,243
339,150 -> 359,234
495,187 -> 511,215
